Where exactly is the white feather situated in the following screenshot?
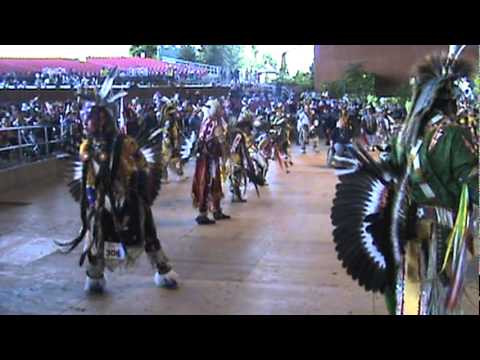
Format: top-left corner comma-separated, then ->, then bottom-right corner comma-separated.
148,128 -> 163,141
335,167 -> 359,176
104,196 -> 112,212
92,160 -> 100,175
73,161 -> 83,181
359,178 -> 387,269
448,45 -> 466,61
99,75 -> 115,100
107,90 -> 128,104
141,147 -> 155,163
333,156 -> 358,166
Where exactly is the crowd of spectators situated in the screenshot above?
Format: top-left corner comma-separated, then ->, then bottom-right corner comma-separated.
6,85 -> 475,170
0,88 -> 412,154
0,59 -> 225,89
0,99 -> 71,160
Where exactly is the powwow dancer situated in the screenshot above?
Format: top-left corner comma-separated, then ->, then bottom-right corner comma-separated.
56,69 -> 179,293
228,109 -> 260,203
158,96 -> 187,183
330,46 -> 478,315
270,104 -> 293,173
192,99 -> 231,225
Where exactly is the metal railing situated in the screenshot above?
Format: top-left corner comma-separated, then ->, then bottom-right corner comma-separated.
0,125 -> 68,169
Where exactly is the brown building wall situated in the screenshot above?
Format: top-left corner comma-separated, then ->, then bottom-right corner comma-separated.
314,45 -> 479,96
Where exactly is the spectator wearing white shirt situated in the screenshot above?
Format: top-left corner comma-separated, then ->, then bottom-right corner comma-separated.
297,106 -> 311,153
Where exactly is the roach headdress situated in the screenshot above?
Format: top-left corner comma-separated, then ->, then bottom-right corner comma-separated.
77,67 -> 128,135
398,47 -> 473,159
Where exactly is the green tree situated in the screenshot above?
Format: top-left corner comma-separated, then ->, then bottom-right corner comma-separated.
291,71 -> 314,90
129,45 -> 158,58
224,45 -> 243,68
326,80 -> 345,98
198,45 -> 243,68
178,45 -> 198,62
262,53 -> 277,70
474,73 -> 480,109
343,63 -> 376,99
395,83 -> 412,104
316,82 -> 328,94
474,72 -> 480,96
274,70 -> 314,91
243,46 -> 277,71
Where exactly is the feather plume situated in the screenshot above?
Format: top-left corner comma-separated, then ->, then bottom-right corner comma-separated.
107,90 -> 128,104
413,53 -> 473,88
98,67 -> 118,100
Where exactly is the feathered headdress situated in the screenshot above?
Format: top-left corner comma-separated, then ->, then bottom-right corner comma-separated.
398,46 -> 473,158
203,99 -> 221,120
77,67 -> 127,124
77,67 -> 127,105
159,94 -> 181,116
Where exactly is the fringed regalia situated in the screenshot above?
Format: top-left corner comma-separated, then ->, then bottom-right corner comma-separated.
270,109 -> 293,173
56,69 -> 178,292
192,103 -> 226,214
228,127 -> 260,202
158,97 -> 185,181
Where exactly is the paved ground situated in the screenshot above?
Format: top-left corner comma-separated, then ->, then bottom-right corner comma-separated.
0,145 -> 477,315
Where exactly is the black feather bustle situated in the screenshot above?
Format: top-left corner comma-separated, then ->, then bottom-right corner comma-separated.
331,215 -> 364,228
349,248 -> 372,281
332,214 -> 367,229
333,196 -> 372,208
338,174 -> 377,189
358,260 -> 378,288
336,242 -> 365,267
335,179 -> 374,191
333,226 -> 361,245
331,163 -> 395,293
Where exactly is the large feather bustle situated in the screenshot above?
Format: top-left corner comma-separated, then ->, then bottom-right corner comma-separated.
331,165 -> 395,293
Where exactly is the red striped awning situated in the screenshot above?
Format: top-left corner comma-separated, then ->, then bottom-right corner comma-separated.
0,58 -> 102,74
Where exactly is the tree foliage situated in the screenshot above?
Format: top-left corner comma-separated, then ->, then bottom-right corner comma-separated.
321,63 -> 376,99
275,70 -> 314,91
343,63 -> 376,99
198,45 -> 243,68
325,80 -> 345,98
474,72 -> 480,96
395,83 -> 412,105
243,47 -> 278,72
129,45 -> 158,58
178,45 -> 198,62
262,53 -> 277,70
